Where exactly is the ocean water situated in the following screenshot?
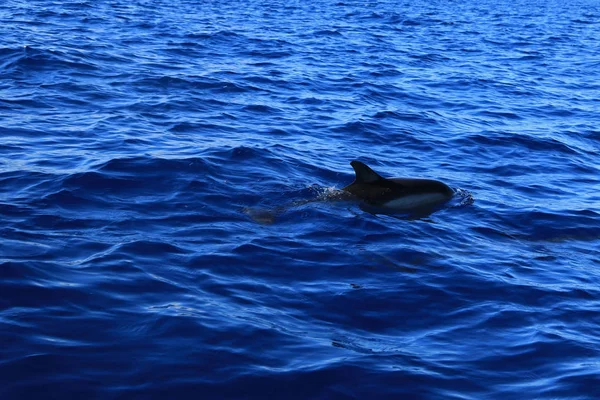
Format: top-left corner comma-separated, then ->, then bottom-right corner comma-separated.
1,0 -> 600,398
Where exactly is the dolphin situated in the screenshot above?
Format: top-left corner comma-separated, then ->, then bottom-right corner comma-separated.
343,160 -> 454,212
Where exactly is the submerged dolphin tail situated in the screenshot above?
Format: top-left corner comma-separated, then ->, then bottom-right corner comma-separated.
350,160 -> 384,183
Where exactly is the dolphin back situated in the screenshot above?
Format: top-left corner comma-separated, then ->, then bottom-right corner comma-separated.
343,160 -> 454,212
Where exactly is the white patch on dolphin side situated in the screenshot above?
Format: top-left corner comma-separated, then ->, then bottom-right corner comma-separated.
381,193 -> 450,210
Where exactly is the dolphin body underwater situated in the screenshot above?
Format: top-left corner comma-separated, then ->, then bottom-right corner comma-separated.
342,160 -> 454,213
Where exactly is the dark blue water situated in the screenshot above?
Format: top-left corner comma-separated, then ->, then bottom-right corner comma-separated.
2,0 -> 600,398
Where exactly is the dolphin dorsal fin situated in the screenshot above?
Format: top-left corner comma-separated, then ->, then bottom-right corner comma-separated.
350,160 -> 384,183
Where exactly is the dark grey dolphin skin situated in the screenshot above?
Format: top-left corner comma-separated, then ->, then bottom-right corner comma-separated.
343,160 -> 454,211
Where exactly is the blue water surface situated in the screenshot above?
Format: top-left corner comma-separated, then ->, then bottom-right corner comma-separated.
2,0 -> 600,398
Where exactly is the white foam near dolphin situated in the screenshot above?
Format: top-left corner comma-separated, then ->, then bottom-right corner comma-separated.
343,160 -> 454,213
